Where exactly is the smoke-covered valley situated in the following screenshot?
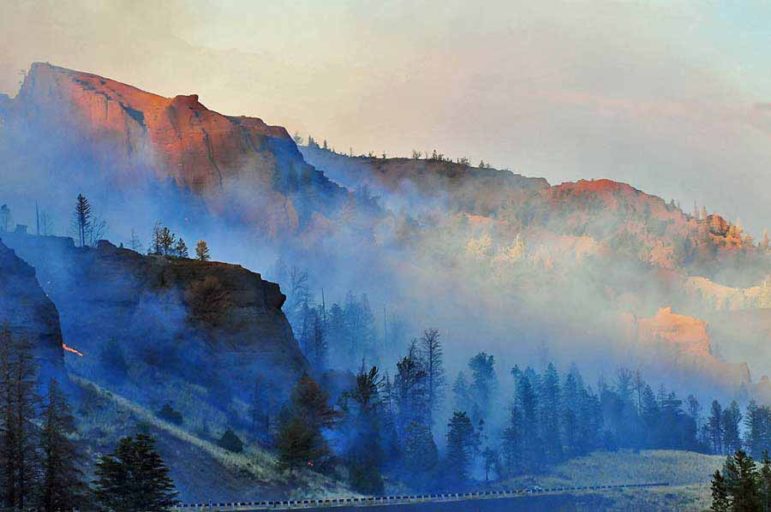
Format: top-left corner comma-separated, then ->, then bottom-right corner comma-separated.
2,63 -> 767,391
0,62 -> 770,503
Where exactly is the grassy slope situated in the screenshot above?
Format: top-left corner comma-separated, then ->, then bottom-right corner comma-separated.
73,377 -> 352,503
498,450 -> 724,512
73,376 -> 722,509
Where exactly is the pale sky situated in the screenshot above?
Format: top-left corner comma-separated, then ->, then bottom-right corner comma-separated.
1,0 -> 769,234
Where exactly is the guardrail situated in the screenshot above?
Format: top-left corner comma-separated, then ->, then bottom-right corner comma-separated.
173,481 -> 670,511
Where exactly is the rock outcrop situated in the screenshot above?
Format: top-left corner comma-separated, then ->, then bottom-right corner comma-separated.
5,63 -> 346,232
0,238 -> 66,388
1,232 -> 306,402
626,307 -> 750,389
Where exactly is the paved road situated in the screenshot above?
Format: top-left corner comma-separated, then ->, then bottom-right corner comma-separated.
174,482 -> 669,511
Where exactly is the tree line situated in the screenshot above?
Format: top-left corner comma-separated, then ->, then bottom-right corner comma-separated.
267,326 -> 771,495
2,194 -> 213,262
0,327 -> 177,511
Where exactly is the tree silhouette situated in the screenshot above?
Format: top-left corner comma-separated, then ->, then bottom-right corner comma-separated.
94,434 -> 177,512
40,379 -> 86,511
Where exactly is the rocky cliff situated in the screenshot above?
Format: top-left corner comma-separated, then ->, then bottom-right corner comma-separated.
625,307 -> 751,389
0,238 -> 66,388
4,63 -> 347,232
1,232 -> 306,404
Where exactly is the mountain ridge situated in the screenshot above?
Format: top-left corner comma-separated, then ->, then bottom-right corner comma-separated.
1,62 -> 768,394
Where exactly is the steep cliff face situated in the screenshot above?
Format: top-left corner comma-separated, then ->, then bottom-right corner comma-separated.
5,63 -> 346,232
1,232 -> 306,402
0,238 -> 66,387
624,307 -> 750,389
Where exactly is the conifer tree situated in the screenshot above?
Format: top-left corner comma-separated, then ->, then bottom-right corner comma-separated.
173,238 -> 188,258
760,451 -> 771,512
708,400 -> 725,454
276,375 -> 336,473
402,421 -> 438,483
514,368 -> 541,470
724,450 -> 761,512
394,344 -> 429,437
73,194 -> 91,247
561,368 -> 580,458
418,329 -> 444,427
40,379 -> 86,512
342,366 -> 385,494
94,434 -> 177,512
444,411 -> 477,486
467,352 -> 496,426
0,330 -> 39,509
452,372 -> 471,413
710,470 -> 730,512
195,240 -> 210,261
501,406 -> 523,476
539,363 -> 562,462
723,401 -> 743,455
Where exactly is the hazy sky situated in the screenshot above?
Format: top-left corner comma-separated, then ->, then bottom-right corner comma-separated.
1,0 -> 769,234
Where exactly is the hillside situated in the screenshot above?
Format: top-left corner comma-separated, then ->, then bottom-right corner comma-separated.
0,231 -> 330,501
0,237 -> 66,390
300,144 -> 769,388
0,62 -> 767,395
73,377 -> 350,503
301,145 -> 763,279
1,231 -> 307,420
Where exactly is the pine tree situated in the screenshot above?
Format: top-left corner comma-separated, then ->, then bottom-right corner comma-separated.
276,375 -> 336,473
0,331 -> 39,509
306,310 -> 327,371
94,434 -> 178,512
40,379 -> 86,511
418,328 -> 444,427
195,240 -> 210,261
539,363 -> 562,462
150,223 -> 176,256
394,344 -> 429,437
468,352 -> 496,426
481,447 -> 499,483
0,327 -> 18,508
760,451 -> 771,512
402,421 -> 438,483
515,369 -> 541,471
173,238 -> 188,258
745,402 -> 771,459
501,406 -> 523,476
723,401 -> 743,455
708,400 -> 724,454
452,372 -> 471,413
710,470 -> 730,512
342,366 -> 385,494
724,450 -> 761,512
73,194 -> 91,247
444,411 -> 477,486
